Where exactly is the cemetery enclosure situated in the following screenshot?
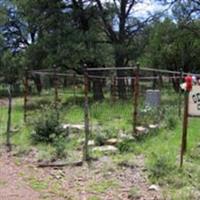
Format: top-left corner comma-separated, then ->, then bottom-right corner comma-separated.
1,66 -> 190,161
1,67 -> 200,200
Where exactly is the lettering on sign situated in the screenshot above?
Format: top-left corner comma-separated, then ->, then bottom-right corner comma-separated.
188,85 -> 200,116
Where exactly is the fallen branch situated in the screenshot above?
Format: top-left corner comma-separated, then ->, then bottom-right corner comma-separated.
37,161 -> 83,168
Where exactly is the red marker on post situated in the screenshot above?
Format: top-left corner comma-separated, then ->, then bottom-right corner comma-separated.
185,75 -> 193,92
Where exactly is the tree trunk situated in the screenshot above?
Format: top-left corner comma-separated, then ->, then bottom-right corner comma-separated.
152,72 -> 157,89
111,77 -> 117,101
172,77 -> 180,92
86,62 -> 104,101
115,54 -> 127,99
6,85 -> 12,152
158,74 -> 163,88
33,75 -> 42,95
63,77 -> 67,88
92,78 -> 104,101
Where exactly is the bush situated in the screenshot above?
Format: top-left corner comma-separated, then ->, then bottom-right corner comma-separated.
148,154 -> 175,180
162,106 -> 178,130
27,98 -> 51,110
53,136 -> 68,159
139,105 -> 160,125
31,106 -> 64,143
117,139 -> 135,153
165,115 -> 178,130
94,128 -> 117,146
94,133 -> 107,146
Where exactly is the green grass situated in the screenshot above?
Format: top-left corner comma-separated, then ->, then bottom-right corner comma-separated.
0,88 -> 200,199
88,179 -> 119,193
88,196 -> 101,200
27,177 -> 49,191
128,186 -> 141,200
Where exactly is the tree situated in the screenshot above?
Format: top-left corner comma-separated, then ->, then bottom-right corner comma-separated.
94,0 -> 158,99
140,18 -> 200,91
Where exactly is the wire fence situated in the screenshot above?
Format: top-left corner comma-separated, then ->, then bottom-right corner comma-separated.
1,66 -> 200,160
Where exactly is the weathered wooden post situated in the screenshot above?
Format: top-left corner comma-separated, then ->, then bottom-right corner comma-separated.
24,68 -> 29,122
133,64 -> 140,136
73,72 -> 76,104
6,84 -> 12,152
111,76 -> 116,102
178,69 -> 183,118
180,91 -> 189,167
180,75 -> 192,167
83,66 -> 90,161
53,65 -> 59,119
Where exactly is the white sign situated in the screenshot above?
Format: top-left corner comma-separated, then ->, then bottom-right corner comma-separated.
188,85 -> 200,116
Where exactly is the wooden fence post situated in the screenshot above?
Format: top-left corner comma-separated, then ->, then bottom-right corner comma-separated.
180,91 -> 189,167
83,67 -> 90,161
53,65 -> 59,119
24,68 -> 28,122
133,64 -> 140,136
111,76 -> 116,102
6,84 -> 12,152
178,69 -> 183,118
73,72 -> 76,104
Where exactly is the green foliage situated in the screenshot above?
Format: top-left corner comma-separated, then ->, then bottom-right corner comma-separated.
88,180 -> 118,193
117,139 -> 135,153
26,97 -> 52,111
139,105 -> 160,125
163,106 -> 178,130
0,50 -> 24,84
128,187 -> 141,200
94,133 -> 107,146
165,115 -> 178,130
189,145 -> 200,161
148,153 -> 175,180
141,18 -> 200,73
93,127 -> 118,146
28,177 -> 48,191
31,106 -> 64,143
53,136 -> 68,159
88,196 -> 101,200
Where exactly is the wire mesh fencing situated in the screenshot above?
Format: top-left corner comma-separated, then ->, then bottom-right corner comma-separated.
0,66 -> 191,160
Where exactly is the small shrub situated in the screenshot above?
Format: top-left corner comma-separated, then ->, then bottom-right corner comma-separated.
94,133 -> 107,146
31,106 -> 64,143
165,115 -> 178,130
94,127 -> 118,146
139,105 -> 160,125
189,145 -> 200,160
117,139 -> 135,153
26,98 -> 52,110
128,186 -> 141,200
148,154 -> 175,180
161,105 -> 178,130
53,136 -> 68,159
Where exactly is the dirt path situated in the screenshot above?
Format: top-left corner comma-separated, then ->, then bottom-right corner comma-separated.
0,99 -> 9,107
0,151 -> 163,200
0,153 -> 40,200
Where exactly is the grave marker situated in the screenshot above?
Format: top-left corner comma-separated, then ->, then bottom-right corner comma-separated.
145,90 -> 160,107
